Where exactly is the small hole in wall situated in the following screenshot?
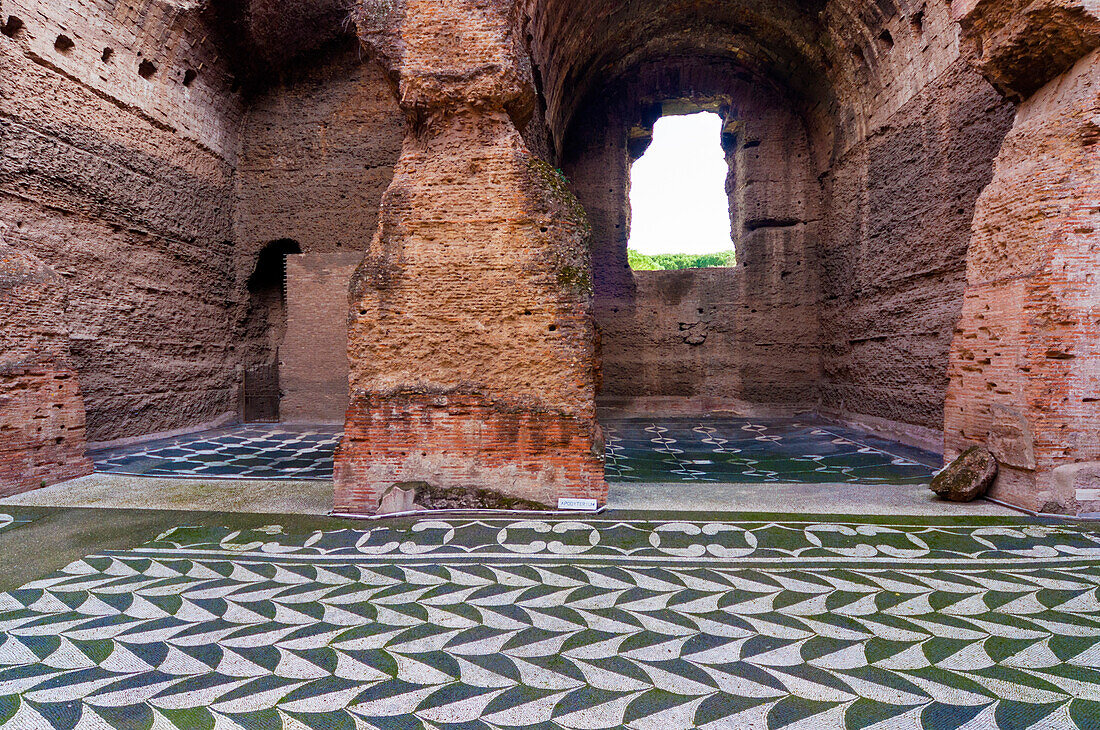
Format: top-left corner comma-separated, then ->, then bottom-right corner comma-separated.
548,324 -> 557,332
1,15 -> 24,37
910,10 -> 924,34
539,226 -> 548,233
523,309 -> 532,315
101,47 -> 113,62
54,34 -> 74,52
878,29 -> 894,49
183,68 -> 197,86
138,59 -> 157,79
851,45 -> 866,65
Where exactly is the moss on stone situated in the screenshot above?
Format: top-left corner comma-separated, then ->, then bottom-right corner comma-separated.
930,446 -> 998,502
526,157 -> 590,231
557,264 -> 592,292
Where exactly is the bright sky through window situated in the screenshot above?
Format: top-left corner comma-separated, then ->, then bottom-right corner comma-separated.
627,111 -> 734,256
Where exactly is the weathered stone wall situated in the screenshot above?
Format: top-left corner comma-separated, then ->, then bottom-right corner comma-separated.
946,0 -> 1100,513
813,1 -> 1014,436
593,268 -> 744,413
0,241 -> 92,495
235,42 -> 404,259
1,0 -> 247,442
817,62 -> 1014,431
336,0 -> 606,513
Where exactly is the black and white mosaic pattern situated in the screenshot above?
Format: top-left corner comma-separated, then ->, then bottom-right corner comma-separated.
1,517 -> 1099,728
604,418 -> 940,484
91,426 -> 340,480
0,515 -> 25,537
93,419 -> 940,485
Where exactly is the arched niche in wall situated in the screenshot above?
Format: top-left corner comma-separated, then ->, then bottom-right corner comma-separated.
560,57 -> 822,414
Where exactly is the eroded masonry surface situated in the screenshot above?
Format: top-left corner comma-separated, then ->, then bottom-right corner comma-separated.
1,0 -> 1098,516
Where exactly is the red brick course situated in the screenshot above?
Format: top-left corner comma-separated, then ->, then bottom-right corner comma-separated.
0,244 -> 92,496
335,390 -> 606,513
946,2 -> 1100,513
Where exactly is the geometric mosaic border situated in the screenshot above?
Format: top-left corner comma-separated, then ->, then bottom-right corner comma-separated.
145,518 -> 1100,567
2,517 -> 1100,728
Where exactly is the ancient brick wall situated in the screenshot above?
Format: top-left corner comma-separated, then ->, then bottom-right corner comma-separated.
281,253 -> 360,423
945,0 -> 1100,513
1,0 -> 247,442
0,242 -> 92,495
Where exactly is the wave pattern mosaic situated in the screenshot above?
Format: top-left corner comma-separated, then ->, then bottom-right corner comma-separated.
604,418 -> 940,484
1,517 -> 1099,728
92,419 -> 940,485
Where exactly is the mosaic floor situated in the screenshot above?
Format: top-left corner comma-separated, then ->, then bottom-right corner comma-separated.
603,418 -> 940,484
0,514 -> 32,537
2,515 -> 1100,729
91,426 -> 339,480
92,419 -> 940,485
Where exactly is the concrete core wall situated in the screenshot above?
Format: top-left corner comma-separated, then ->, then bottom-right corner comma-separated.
1,0 -> 246,443
818,60 -> 1014,433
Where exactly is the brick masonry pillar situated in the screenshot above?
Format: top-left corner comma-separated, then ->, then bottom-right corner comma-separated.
0,241 -> 92,496
334,0 -> 606,513
945,0 -> 1100,513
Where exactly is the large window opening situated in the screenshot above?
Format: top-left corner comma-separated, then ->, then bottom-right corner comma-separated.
627,111 -> 735,270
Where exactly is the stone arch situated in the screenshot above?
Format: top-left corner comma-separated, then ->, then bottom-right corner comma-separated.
560,55 -> 821,412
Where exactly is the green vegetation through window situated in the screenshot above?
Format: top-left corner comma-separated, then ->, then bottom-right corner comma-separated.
627,111 -> 735,270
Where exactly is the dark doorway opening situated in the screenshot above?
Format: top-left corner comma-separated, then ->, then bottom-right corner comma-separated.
243,239 -> 300,422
